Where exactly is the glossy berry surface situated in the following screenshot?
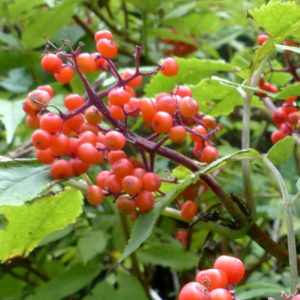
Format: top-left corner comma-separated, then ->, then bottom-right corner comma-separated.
178,282 -> 210,300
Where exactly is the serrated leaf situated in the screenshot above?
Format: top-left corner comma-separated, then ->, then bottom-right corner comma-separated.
277,83 -> 300,99
190,78 -> 243,116
145,58 -> 237,97
0,189 -> 83,262
119,149 -> 260,262
267,136 -> 296,165
137,244 -> 198,271
0,98 -> 26,144
25,263 -> 100,300
0,159 -> 51,206
78,230 -> 110,264
22,2 -> 75,48
248,1 -> 300,43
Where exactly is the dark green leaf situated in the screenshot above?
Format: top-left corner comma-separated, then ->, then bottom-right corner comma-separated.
137,243 -> 198,271
25,263 -> 100,300
277,82 -> 300,99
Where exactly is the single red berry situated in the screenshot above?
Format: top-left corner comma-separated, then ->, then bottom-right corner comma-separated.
272,107 -> 288,125
122,175 -> 143,195
69,158 -> 89,175
32,129 -> 53,150
271,130 -> 286,144
161,57 -> 179,77
181,201 -> 198,221
86,185 -> 104,205
27,90 -> 51,111
41,54 -> 63,74
104,131 -> 126,151
94,30 -> 113,42
123,69 -> 142,88
169,126 -> 187,143
210,288 -> 233,300
213,255 -> 245,285
142,173 -> 162,192
179,97 -> 199,118
35,148 -> 55,164
26,115 -> 40,129
196,269 -> 228,292
40,113 -> 63,133
55,66 -> 74,84
200,146 -> 219,164
76,53 -> 96,73
116,196 -> 136,215
50,159 -> 73,179
257,34 -> 269,45
178,282 -> 210,300
96,38 -> 118,58
136,190 -> 155,212
108,88 -> 131,106
173,85 -> 192,98
152,111 -> 173,134
37,85 -> 54,99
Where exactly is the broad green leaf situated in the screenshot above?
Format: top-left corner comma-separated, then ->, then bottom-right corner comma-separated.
22,2 -> 75,49
78,230 -> 110,264
248,1 -> 300,42
0,98 -> 26,144
190,78 -> 243,116
267,136 -> 296,165
144,58 -> 237,97
0,273 -> 25,299
84,269 -> 148,300
0,51 -> 40,72
7,0 -> 45,20
0,159 -> 51,206
164,2 -> 197,20
0,32 -> 21,48
137,243 -> 198,271
277,83 -> 300,99
25,263 -> 100,300
38,224 -> 73,247
0,68 -> 33,93
0,189 -> 83,262
119,149 -> 260,262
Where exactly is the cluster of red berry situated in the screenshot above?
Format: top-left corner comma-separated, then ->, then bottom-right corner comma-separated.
179,255 -> 245,300
256,36 -> 300,145
22,29 -> 220,217
162,28 -> 197,57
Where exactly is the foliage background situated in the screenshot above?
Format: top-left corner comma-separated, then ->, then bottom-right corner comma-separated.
0,0 -> 300,299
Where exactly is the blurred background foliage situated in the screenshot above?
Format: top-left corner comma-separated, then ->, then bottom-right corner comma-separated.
1,0 -> 299,300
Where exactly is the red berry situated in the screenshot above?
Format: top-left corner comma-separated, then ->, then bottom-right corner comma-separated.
210,288 -> 233,300
55,66 -> 74,83
50,160 -> 73,179
112,158 -> 134,178
116,196 -> 136,215
257,34 -> 269,45
64,94 -> 85,111
169,126 -> 187,143
40,113 -> 63,133
27,90 -> 51,111
161,57 -> 179,77
35,148 -> 55,164
179,97 -> 199,118
37,85 -> 54,99
272,107 -> 287,125
26,115 -> 40,129
104,131 -> 126,151
196,269 -> 228,292
181,201 -> 198,220
271,130 -> 286,144
69,158 -> 89,175
109,88 -> 131,106
179,282 -> 210,300
213,255 -> 245,284
96,38 -> 118,58
76,53 -> 96,73
200,146 -> 219,164
136,190 -> 155,212
86,185 -> 104,205
32,129 -> 53,150
152,111 -> 173,134
123,69 -> 142,88
122,175 -> 143,195
142,173 -> 161,192
41,54 -> 62,74
94,30 -> 113,42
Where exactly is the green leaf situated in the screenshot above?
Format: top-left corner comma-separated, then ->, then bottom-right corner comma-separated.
22,2 -> 75,49
25,263 -> 100,300
248,1 -> 300,43
296,178 -> 300,192
0,98 -> 26,144
163,2 -> 197,20
38,224 -> 73,247
78,230 -> 110,264
190,78 -> 243,116
0,189 -> 83,262
0,68 -> 33,93
0,273 -> 25,299
274,44 -> 300,55
144,58 -> 237,97
267,136 -> 296,165
0,32 -> 21,48
119,149 -> 260,262
137,243 -> 198,271
0,159 -> 51,206
84,269 -> 148,300
277,82 -> 300,99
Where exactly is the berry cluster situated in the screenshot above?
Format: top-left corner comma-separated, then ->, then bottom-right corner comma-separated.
179,255 -> 245,300
257,80 -> 300,144
162,28 -> 197,57
23,30 -> 219,217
